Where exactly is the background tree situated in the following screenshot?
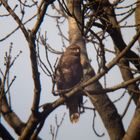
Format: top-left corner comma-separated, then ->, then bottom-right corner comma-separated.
0,0 -> 140,140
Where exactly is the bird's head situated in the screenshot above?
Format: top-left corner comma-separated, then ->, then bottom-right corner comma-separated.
66,45 -> 81,56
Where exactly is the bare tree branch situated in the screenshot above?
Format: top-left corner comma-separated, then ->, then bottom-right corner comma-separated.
0,0 -> 28,39
32,0 -> 55,35
0,123 -> 14,140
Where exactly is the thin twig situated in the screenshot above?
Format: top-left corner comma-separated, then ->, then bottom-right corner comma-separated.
54,113 -> 66,140
0,0 -> 29,39
0,14 -> 36,42
121,94 -> 133,119
113,90 -> 126,103
92,110 -> 105,137
50,113 -> 66,140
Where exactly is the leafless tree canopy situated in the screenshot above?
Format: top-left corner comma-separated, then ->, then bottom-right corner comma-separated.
0,0 -> 140,140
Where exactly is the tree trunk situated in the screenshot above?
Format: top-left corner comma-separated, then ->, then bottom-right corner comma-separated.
66,0 -> 125,139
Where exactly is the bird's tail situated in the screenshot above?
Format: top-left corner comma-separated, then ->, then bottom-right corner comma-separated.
67,98 -> 80,124
70,113 -> 80,123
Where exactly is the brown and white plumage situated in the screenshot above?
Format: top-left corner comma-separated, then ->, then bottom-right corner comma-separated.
55,44 -> 83,123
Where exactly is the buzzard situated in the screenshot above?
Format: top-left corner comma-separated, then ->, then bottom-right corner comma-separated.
55,44 -> 83,123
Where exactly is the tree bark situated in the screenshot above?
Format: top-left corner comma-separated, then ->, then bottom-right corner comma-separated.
117,55 -> 139,104
123,99 -> 140,140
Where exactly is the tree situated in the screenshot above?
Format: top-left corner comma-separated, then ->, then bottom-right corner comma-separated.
0,0 -> 140,140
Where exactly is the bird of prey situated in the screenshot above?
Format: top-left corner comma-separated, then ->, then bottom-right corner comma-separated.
55,44 -> 83,123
